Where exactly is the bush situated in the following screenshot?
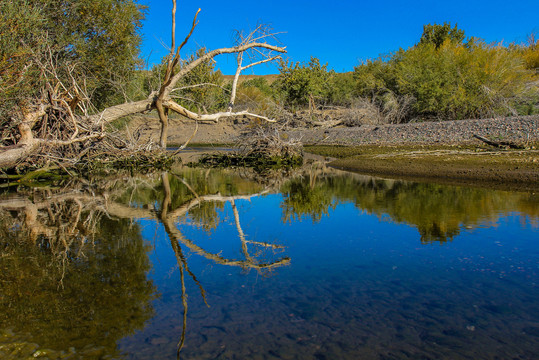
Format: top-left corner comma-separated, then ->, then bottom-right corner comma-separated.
341,98 -> 382,126
394,40 -> 534,119
521,34 -> 539,71
274,58 -> 360,109
241,78 -> 274,96
234,86 -> 273,113
273,57 -> 333,108
327,72 -> 356,107
0,0 -> 146,130
419,23 -> 466,49
354,25 -> 538,121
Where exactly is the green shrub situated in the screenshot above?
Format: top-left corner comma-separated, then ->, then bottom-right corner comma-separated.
353,23 -> 537,121
520,34 -> 539,71
419,22 -> 466,49
274,58 -> 360,109
327,72 -> 356,106
242,78 -> 274,96
394,40 -> 534,119
273,57 -> 333,108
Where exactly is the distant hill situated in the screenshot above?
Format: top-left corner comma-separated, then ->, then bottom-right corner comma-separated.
222,74 -> 279,84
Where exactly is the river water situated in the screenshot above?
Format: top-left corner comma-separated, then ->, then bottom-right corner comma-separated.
0,163 -> 537,359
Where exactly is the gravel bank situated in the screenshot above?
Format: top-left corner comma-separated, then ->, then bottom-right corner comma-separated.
285,115 -> 539,146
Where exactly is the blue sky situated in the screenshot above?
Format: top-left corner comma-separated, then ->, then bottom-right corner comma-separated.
140,0 -> 539,74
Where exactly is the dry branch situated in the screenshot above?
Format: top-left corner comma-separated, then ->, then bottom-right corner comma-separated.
0,4 -> 286,169
164,99 -> 276,123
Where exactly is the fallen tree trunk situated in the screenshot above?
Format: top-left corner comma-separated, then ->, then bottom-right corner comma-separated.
0,2 -> 286,171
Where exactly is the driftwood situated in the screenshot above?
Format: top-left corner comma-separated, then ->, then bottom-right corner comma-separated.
473,134 -> 525,149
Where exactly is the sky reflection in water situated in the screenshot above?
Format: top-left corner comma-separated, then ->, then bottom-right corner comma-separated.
119,170 -> 538,360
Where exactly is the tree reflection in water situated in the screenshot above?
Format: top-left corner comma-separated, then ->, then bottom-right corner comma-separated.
0,169 -> 292,358
156,172 -> 290,358
0,185 -> 156,358
0,164 -> 537,358
279,161 -> 538,243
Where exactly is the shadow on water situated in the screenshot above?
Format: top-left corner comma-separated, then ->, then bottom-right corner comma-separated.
0,161 -> 537,358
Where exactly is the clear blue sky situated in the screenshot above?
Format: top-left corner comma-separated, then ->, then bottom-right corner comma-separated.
140,0 -> 539,75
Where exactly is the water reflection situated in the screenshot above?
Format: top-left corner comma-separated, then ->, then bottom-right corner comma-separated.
156,172 -> 290,358
0,170 -> 291,358
0,184 -> 155,358
280,165 -> 538,243
0,164 -> 537,359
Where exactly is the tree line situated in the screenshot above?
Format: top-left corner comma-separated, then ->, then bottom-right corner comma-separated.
135,23 -> 539,123
251,23 -> 539,122
2,2 -> 537,128
134,24 -> 539,124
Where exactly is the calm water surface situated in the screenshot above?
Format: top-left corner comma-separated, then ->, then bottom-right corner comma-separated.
0,164 -> 537,359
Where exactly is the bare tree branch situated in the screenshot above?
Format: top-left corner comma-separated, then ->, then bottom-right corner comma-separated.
164,42 -> 285,99
163,99 -> 276,123
1,5 -> 286,167
228,54 -> 281,112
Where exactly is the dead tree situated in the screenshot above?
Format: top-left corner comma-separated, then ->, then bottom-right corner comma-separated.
227,24 -> 282,112
0,1 -> 286,169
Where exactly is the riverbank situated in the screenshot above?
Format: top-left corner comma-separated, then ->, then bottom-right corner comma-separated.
295,116 -> 539,191
132,115 -> 539,190
134,114 -> 539,148
306,144 -> 539,192
286,115 -> 539,146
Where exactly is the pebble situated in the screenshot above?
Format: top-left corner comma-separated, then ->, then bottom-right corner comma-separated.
286,116 -> 539,146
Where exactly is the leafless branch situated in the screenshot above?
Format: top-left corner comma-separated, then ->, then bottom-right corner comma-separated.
1,5 -> 287,167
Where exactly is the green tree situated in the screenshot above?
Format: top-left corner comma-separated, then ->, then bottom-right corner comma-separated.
0,0 -> 146,113
354,56 -> 398,99
393,40 -> 533,119
353,23 -> 537,120
0,0 -> 46,119
419,22 -> 466,49
274,57 -> 332,108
